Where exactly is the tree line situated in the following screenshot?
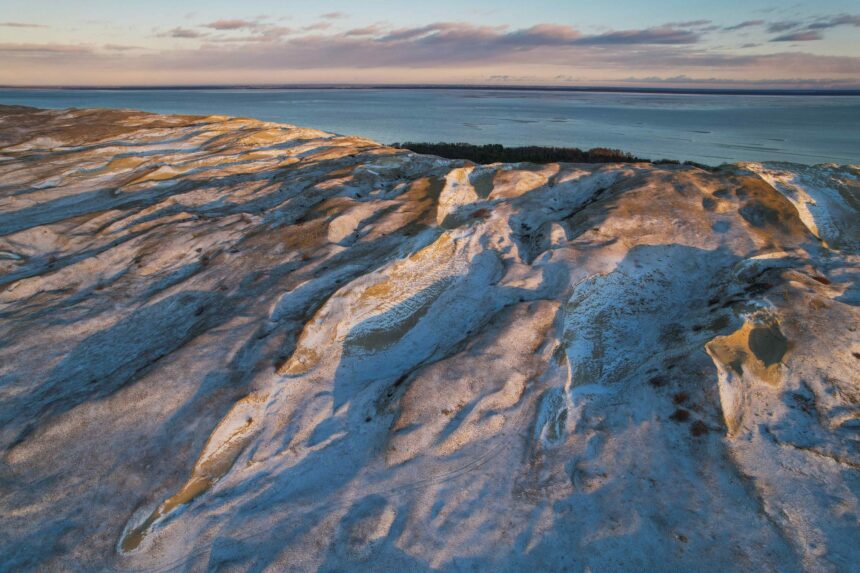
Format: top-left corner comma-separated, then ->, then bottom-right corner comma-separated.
392,142 -> 646,164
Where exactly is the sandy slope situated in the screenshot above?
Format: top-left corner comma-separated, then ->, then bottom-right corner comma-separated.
0,105 -> 858,572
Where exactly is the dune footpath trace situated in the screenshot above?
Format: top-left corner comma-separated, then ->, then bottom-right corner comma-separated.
0,105 -> 858,572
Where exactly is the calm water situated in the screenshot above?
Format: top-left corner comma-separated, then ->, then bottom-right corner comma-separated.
1,88 -> 859,165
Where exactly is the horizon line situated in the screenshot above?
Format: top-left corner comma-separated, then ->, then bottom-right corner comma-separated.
1,83 -> 860,96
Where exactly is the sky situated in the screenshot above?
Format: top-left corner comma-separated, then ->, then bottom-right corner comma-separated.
1,0 -> 859,88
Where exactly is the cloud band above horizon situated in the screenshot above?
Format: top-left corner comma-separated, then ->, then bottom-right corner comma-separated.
1,3 -> 858,88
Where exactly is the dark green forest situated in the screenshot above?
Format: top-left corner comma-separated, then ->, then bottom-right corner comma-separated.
393,142 -> 646,164
393,142 -> 713,169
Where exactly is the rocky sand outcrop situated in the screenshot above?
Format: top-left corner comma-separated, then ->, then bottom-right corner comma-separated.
0,105 -> 858,572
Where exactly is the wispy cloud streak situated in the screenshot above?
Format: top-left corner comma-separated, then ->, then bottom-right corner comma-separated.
0,21 -> 47,28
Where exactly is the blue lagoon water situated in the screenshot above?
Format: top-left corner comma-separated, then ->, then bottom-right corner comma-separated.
1,88 -> 858,165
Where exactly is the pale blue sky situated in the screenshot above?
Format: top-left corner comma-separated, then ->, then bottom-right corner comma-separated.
1,0 -> 858,86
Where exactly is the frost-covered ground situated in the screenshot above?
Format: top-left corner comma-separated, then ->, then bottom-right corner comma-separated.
0,105 -> 858,572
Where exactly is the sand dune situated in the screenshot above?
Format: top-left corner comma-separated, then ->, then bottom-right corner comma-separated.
0,105 -> 858,572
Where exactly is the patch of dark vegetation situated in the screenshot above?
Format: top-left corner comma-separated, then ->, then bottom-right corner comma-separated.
852,352 -> 860,360
670,408 -> 691,422
690,420 -> 709,436
811,275 -> 831,285
659,323 -> 686,345
739,202 -> 781,228
673,391 -> 689,405
393,142 -> 711,167
649,375 -> 668,388
790,391 -> 816,415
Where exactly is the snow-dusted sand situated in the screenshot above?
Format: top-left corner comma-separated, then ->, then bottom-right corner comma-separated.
0,105 -> 858,572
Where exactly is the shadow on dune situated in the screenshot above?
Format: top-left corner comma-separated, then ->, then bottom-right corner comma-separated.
2,290 -> 225,447
177,239 -> 812,571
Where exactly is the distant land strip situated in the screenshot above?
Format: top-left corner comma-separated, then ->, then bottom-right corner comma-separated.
1,84 -> 860,96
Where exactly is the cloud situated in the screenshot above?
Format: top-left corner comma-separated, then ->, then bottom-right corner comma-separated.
245,26 -> 294,41
806,14 -> 860,30
0,43 -> 91,55
725,20 -> 765,31
321,12 -> 346,20
761,13 -> 860,39
767,21 -> 801,33
205,19 -> 255,31
161,27 -> 207,39
103,44 -> 144,51
770,31 -> 823,42
214,27 -> 294,44
260,25 -> 294,37
379,23 -> 462,42
346,24 -> 386,37
664,20 -> 712,28
372,22 -> 698,47
620,74 -> 860,88
198,19 -> 297,43
0,21 -> 47,28
303,22 -> 333,32
573,26 -> 699,45
503,24 -> 580,45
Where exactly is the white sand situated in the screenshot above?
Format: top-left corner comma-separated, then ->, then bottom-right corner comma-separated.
0,106 -> 858,572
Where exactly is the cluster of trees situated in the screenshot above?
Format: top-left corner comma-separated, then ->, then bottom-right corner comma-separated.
392,142 -> 647,164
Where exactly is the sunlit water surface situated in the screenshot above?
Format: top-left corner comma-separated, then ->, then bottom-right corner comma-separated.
2,88 -> 858,165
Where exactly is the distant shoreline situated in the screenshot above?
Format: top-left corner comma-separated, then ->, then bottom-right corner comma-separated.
2,84 -> 860,97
